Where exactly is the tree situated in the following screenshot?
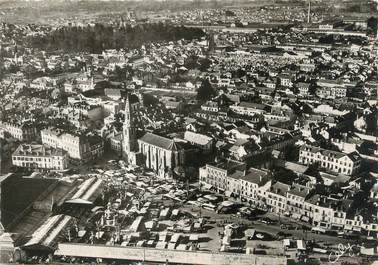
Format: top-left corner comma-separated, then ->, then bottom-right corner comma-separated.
283,145 -> 299,162
143,94 -> 159,107
305,163 -> 323,184
197,79 -> 215,101
272,167 -> 297,185
26,24 -> 205,53
198,58 -> 212,72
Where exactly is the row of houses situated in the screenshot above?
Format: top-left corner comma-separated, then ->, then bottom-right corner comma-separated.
1,121 -> 104,171
199,160 -> 377,233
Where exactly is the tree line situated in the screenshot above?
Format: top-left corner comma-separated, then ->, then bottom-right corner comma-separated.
26,23 -> 205,53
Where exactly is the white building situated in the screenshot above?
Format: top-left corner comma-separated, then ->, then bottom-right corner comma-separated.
41,127 -> 104,161
183,131 -> 213,152
199,161 -> 271,203
12,144 -> 69,170
299,145 -> 361,175
261,181 -> 290,214
0,121 -> 38,142
297,82 -> 311,96
230,102 -> 268,116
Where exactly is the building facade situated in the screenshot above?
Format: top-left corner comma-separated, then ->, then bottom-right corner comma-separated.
41,127 -> 104,161
138,133 -> 185,178
0,121 -> 38,142
12,144 -> 69,170
230,102 -> 268,116
199,161 -> 272,203
299,145 -> 361,175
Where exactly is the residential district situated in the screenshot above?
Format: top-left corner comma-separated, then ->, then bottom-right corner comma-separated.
0,0 -> 377,265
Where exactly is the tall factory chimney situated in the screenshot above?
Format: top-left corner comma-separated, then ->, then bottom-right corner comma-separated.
307,0 -> 311,24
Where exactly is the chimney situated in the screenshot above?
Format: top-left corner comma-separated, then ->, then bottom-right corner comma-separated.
307,0 -> 311,24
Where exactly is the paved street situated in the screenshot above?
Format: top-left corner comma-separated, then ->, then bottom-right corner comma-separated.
179,204 -> 352,246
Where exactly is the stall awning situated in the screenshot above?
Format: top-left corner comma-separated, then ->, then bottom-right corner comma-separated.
291,213 -> 301,220
221,200 -> 236,207
225,191 -> 234,197
352,226 -> 362,232
189,234 -> 199,241
203,184 -> 213,190
65,198 -> 93,205
331,223 -> 343,229
297,240 -> 306,250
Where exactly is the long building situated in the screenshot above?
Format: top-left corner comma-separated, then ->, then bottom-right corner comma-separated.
41,127 -> 103,162
12,144 -> 69,171
299,145 -> 361,176
54,243 -> 287,265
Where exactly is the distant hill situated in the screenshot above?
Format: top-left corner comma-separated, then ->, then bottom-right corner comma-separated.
0,0 -> 375,25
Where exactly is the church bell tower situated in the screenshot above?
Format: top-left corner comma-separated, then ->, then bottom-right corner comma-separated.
123,93 -> 137,163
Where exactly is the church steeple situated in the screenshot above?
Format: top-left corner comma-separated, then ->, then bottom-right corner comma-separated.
123,93 -> 137,160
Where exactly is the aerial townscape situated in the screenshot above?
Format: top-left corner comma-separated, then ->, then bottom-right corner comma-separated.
0,0 -> 377,264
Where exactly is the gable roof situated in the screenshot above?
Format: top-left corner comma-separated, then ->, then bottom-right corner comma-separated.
300,144 -> 361,161
139,133 -> 181,151
184,131 -> 212,146
238,102 -> 267,110
240,168 -> 269,186
270,181 -> 290,197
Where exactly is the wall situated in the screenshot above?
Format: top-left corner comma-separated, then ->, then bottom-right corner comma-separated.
55,243 -> 287,265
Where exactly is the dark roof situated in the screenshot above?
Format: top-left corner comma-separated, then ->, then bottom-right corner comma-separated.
300,144 -> 361,161
238,102 -> 267,110
104,88 -> 122,97
13,144 -> 66,157
129,93 -> 140,104
296,82 -> 311,88
270,181 -> 290,197
207,160 -> 246,174
229,170 -> 245,180
255,86 -> 275,94
287,184 -> 310,198
240,168 -> 269,186
139,133 -> 181,151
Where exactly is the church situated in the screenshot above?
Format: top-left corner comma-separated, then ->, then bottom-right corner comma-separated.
138,133 -> 185,179
122,93 -> 139,165
122,93 -> 185,178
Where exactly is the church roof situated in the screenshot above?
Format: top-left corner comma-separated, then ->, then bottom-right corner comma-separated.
139,133 -> 182,151
129,93 -> 139,104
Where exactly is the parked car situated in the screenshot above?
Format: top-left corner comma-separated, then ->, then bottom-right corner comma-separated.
277,231 -> 292,238
260,217 -> 276,225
